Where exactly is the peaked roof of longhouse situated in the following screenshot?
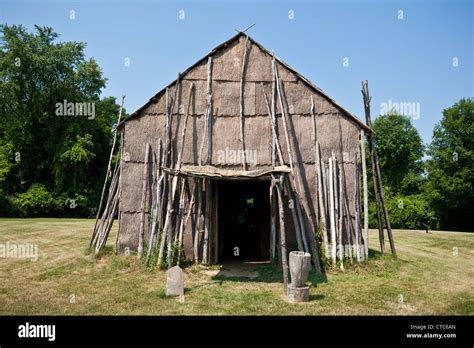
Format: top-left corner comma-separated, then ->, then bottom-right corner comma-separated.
119,32 -> 371,132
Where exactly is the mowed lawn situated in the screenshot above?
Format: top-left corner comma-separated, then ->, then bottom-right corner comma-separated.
0,218 -> 472,315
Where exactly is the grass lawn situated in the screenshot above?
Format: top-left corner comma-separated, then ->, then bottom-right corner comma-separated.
0,218 -> 472,315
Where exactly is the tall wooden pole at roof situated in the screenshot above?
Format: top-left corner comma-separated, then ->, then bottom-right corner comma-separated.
361,80 -> 396,257
239,36 -> 249,170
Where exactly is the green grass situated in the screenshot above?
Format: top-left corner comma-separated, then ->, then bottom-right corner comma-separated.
0,218 -> 472,315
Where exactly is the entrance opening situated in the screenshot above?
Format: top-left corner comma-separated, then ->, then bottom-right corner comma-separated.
217,180 -> 270,262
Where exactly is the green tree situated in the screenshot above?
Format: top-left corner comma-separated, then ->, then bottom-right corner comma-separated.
426,98 -> 473,231
372,113 -> 424,195
0,25 -> 123,216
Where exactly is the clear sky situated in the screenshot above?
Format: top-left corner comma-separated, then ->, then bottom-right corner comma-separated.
1,0 -> 472,144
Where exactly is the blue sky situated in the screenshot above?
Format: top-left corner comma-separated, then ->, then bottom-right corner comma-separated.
1,0 -> 472,144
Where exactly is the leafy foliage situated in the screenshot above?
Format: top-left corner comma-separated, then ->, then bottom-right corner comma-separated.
12,183 -> 53,217
372,113 -> 424,195
425,98 -> 473,231
0,25 -> 124,217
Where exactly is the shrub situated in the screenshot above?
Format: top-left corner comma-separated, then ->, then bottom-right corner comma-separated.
12,183 -> 53,217
369,194 -> 439,230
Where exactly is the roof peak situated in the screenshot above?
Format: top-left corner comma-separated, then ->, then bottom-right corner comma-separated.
119,32 -> 370,132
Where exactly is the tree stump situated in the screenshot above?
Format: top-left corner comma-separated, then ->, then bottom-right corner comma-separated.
287,251 -> 311,303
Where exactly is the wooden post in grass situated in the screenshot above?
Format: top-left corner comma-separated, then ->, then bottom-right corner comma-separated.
193,178 -> 202,262
270,181 -> 277,262
203,179 -> 211,264
138,143 -> 150,257
354,150 -> 361,262
337,159 -> 344,270
360,130 -> 369,258
328,157 -> 337,266
274,174 -> 289,292
361,80 -> 396,257
90,95 -> 125,251
361,81 -> 385,254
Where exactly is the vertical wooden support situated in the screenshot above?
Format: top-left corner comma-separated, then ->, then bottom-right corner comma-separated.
360,130 -> 369,258
270,181 -> 277,262
193,178 -> 202,262
354,150 -> 362,262
261,83 -> 284,165
115,131 -> 125,254
283,178 -> 305,252
274,175 -> 289,292
206,58 -> 213,165
310,96 -> 320,227
328,157 -> 337,266
239,36 -> 249,169
337,159 -> 344,270
138,143 -> 150,257
274,57 -> 321,273
271,52 -> 277,165
361,80 -> 397,256
274,55 -> 293,169
91,95 -> 125,251
213,182 -> 218,264
203,179 -> 211,264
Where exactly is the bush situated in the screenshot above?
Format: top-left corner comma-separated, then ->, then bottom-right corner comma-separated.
12,183 -> 54,217
369,194 -> 439,230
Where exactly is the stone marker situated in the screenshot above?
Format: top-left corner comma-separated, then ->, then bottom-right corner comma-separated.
166,265 -> 184,296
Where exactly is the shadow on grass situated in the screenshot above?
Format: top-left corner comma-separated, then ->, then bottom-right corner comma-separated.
309,294 -> 325,301
211,261 -> 328,287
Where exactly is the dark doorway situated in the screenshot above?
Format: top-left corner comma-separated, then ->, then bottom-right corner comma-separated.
217,180 -> 270,262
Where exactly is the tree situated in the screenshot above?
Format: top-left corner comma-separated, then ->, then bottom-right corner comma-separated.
372,113 -> 424,195
0,25 -> 123,216
426,98 -> 474,231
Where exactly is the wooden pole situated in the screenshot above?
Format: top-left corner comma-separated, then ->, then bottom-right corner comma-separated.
270,181 -> 277,262
275,59 -> 319,270
274,175 -> 289,292
146,140 -> 163,262
178,178 -> 195,266
310,96 -> 320,227
114,131 -> 124,254
271,52 -> 277,165
261,83 -> 284,165
283,178 -> 304,252
138,143 -> 150,257
361,80 -> 396,256
203,179 -> 212,264
239,36 -> 249,170
274,55 -> 293,169
361,85 -> 384,254
354,149 -> 362,262
206,58 -> 213,165
90,95 -> 125,250
94,164 -> 120,252
193,178 -> 202,262
328,157 -> 337,266
360,130 -> 369,258
337,159 -> 344,270
213,181 -> 218,264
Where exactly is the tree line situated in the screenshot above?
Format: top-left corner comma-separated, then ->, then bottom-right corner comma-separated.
0,25 -> 472,231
